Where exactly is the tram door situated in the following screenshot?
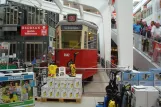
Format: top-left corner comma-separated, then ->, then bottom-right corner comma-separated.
25,42 -> 43,62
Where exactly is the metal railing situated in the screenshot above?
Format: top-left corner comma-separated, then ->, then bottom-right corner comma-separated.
133,33 -> 161,67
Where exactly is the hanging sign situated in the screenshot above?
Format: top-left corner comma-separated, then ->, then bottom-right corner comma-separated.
21,25 -> 48,36
67,14 -> 77,22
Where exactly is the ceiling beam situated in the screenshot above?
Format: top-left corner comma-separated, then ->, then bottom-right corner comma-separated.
54,0 -> 63,12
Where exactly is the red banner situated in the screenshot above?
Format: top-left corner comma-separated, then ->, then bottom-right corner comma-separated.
21,25 -> 48,36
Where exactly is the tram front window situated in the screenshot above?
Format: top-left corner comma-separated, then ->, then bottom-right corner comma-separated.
61,31 -> 81,49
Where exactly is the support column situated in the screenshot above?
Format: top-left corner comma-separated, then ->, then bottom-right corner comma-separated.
115,0 -> 133,69
98,23 -> 104,59
101,6 -> 111,67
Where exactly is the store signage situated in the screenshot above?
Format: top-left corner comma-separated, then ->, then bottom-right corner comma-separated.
67,14 -> 77,22
61,25 -> 82,30
8,76 -> 24,80
21,25 -> 48,36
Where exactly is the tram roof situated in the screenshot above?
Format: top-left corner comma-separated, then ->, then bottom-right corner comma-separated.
56,19 -> 98,30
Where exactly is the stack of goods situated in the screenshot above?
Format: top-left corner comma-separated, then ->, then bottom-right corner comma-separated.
41,74 -> 82,99
121,69 -> 161,86
149,68 -> 161,86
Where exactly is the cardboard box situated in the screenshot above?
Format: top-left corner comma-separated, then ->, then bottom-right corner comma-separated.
48,88 -> 54,98
74,75 -> 82,88
122,71 -> 139,85
122,71 -> 139,81
54,78 -> 61,88
149,69 -> 161,86
60,78 -> 67,89
41,85 -> 48,98
138,72 -> 154,86
47,77 -> 54,88
73,89 -> 82,99
146,86 -> 159,107
67,78 -> 74,89
67,89 -> 74,99
131,86 -> 159,107
54,89 -> 60,98
131,86 -> 148,107
60,89 -> 67,98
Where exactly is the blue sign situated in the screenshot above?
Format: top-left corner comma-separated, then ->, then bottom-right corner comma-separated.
0,75 -> 33,82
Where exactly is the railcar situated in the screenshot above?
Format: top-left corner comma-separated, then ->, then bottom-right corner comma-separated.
55,14 -> 98,80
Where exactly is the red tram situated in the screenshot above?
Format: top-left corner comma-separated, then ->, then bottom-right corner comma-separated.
55,14 -> 98,80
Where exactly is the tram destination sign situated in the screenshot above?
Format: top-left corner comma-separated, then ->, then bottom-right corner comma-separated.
61,25 -> 82,30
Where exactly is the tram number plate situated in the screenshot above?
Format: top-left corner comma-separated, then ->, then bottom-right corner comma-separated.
64,53 -> 70,57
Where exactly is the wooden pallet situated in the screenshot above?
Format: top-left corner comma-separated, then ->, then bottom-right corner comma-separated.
40,98 -> 81,103
35,97 -> 41,101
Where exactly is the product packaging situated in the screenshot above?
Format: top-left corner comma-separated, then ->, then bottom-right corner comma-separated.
54,78 -> 61,88
54,89 -> 60,98
122,70 -> 139,85
138,72 -> 154,86
66,89 -> 74,99
67,78 -> 74,89
73,89 -> 82,99
60,89 -> 67,98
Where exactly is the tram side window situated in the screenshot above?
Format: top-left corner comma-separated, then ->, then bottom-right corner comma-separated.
88,34 -> 97,49
61,31 -> 81,49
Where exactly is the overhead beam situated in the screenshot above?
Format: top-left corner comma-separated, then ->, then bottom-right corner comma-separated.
9,0 -> 102,26
54,0 -> 63,11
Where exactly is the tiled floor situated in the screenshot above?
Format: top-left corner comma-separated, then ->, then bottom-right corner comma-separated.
35,97 -> 104,107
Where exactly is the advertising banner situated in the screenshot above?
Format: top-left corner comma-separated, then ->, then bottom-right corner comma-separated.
21,25 -> 48,36
0,74 -> 35,107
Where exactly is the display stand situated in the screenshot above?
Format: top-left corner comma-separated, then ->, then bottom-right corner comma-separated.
0,72 -> 35,107
40,74 -> 82,103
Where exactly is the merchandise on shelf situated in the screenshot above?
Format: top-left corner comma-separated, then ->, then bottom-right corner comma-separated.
149,68 -> 161,86
138,72 -> 154,86
0,72 -> 35,107
121,70 -> 139,85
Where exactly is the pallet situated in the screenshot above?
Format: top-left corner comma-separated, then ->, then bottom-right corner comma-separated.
40,98 -> 81,103
35,97 -> 41,101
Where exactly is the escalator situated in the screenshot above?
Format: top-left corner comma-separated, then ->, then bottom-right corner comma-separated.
112,29 -> 159,71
